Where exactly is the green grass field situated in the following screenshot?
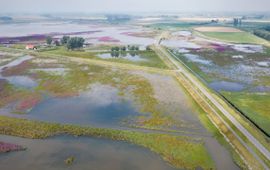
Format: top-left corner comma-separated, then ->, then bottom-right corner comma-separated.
221,92 -> 270,135
197,31 -> 270,45
40,47 -> 168,69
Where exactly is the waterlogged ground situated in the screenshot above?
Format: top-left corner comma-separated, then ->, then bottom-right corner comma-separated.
40,47 -> 168,69
0,49 -> 239,169
0,22 -> 157,48
0,20 -> 251,169
0,135 -> 176,170
167,29 -> 270,135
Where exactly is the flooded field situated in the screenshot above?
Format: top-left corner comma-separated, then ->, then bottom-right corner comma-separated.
0,48 -> 239,169
0,135 -> 175,170
0,22 -> 156,48
0,18 -> 257,170
97,53 -> 147,62
167,30 -> 270,135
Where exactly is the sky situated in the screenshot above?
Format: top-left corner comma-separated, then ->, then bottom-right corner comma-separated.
1,0 -> 270,13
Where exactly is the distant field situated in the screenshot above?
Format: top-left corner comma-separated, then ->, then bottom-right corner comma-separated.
222,92 -> 270,136
194,26 -> 270,45
196,31 -> 270,45
194,26 -> 243,33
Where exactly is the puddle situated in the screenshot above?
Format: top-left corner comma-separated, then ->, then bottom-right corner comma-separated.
232,55 -> 244,59
0,135 -> 175,170
256,61 -> 270,67
0,55 -> 33,71
184,54 -> 212,65
177,48 -> 190,53
204,137 -> 240,170
172,31 -> 192,37
0,84 -> 140,129
209,81 -> 245,92
231,44 -> 263,53
97,53 -> 147,62
0,75 -> 37,89
0,55 -> 37,89
161,40 -> 201,49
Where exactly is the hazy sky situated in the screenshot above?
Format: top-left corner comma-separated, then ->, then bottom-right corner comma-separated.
1,0 -> 270,13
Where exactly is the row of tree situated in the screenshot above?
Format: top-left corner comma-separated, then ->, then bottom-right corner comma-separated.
253,29 -> 270,41
233,18 -> 242,27
111,45 -> 151,52
46,36 -> 85,50
110,51 -> 139,57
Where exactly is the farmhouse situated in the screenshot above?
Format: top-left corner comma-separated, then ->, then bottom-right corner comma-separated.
25,44 -> 37,50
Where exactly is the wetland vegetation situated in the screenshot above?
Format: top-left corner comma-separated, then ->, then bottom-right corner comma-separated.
0,11 -> 269,170
0,116 -> 215,170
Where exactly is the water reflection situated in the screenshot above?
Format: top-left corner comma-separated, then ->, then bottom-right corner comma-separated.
0,84 -> 140,129
98,53 -> 147,62
0,135 -> 175,170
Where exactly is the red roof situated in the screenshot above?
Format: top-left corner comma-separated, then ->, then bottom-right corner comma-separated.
26,44 -> 34,48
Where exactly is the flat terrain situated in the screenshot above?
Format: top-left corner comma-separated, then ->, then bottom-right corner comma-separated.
0,17 -> 269,170
194,26 -> 243,33
0,48 -> 221,169
194,27 -> 270,45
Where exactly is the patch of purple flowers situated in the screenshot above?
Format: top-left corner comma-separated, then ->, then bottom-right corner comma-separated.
0,141 -> 25,153
210,43 -> 229,52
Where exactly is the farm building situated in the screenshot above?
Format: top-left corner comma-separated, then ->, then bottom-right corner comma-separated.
25,44 -> 37,50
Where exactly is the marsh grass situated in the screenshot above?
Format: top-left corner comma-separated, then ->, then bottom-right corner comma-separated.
41,47 -> 168,69
0,115 -> 215,170
221,92 -> 270,135
34,62 -> 178,128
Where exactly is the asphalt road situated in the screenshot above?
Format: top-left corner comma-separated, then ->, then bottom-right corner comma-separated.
154,44 -> 270,168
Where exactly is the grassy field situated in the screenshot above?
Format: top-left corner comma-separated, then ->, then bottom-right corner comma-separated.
0,115 -> 215,170
221,92 -> 270,136
148,22 -> 203,30
196,31 -> 270,45
40,47 -> 168,69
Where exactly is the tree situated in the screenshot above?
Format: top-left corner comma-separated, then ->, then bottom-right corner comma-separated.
46,36 -> 53,45
129,45 -> 135,51
146,46 -> 151,51
115,47 -> 120,51
233,18 -> 242,27
61,36 -> 70,45
121,46 -> 126,51
54,40 -> 60,46
66,37 -> 85,50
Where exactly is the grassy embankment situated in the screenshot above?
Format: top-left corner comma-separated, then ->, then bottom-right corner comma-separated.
0,116 -> 215,170
195,31 -> 270,46
40,47 -> 168,69
221,92 -> 270,136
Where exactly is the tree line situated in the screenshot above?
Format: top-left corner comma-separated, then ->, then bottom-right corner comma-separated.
253,29 -> 270,41
46,36 -> 85,50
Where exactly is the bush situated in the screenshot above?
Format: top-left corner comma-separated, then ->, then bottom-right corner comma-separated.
46,36 -> 53,45
254,29 -> 270,41
66,37 -> 85,50
61,36 -> 70,45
